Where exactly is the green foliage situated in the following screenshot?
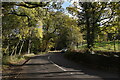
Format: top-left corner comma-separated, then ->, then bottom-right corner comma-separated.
93,41 -> 120,51
41,11 -> 83,50
2,55 -> 25,65
2,2 -> 119,67
78,41 -> 120,52
2,2 -> 46,56
67,2 -> 119,49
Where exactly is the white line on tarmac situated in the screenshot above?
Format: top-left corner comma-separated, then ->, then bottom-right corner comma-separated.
48,56 -> 67,71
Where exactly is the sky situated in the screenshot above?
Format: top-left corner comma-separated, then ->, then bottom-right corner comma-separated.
61,0 -> 79,9
61,1 -> 72,17
62,1 -> 71,9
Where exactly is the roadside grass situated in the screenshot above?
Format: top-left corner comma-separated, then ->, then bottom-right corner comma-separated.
23,53 -> 35,59
2,53 -> 35,65
36,52 -> 47,55
93,41 -> 120,51
2,51 -> 48,65
2,55 -> 25,71
78,41 -> 120,52
2,52 -> 47,72
3,55 -> 24,65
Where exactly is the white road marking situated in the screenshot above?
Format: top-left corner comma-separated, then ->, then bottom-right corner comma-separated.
48,56 -> 50,59
70,73 -> 73,74
48,56 -> 67,71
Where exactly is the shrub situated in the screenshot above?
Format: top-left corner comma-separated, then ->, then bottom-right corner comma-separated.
64,50 -> 119,71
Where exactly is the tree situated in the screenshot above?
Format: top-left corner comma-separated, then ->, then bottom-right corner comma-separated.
2,2 -> 45,55
67,2 -> 118,51
2,1 -> 65,54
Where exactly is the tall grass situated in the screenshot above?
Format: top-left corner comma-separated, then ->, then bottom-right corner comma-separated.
2,55 -> 25,65
2,53 -> 35,65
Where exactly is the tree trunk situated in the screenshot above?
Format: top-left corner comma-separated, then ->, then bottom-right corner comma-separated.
6,36 -> 10,56
5,44 -> 9,56
28,27 -> 32,54
83,3 -> 91,49
91,9 -> 96,48
12,41 -> 20,56
44,40 -> 49,52
18,41 -> 24,55
113,37 -> 116,51
85,13 -> 91,49
11,46 -> 15,56
28,40 -> 31,54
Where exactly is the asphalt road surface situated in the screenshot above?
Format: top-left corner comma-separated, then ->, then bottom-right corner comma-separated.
3,53 -> 120,80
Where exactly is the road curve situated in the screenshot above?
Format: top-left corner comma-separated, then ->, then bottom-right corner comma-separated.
3,53 -> 120,80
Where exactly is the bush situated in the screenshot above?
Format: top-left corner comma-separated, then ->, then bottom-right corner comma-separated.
64,50 -> 119,71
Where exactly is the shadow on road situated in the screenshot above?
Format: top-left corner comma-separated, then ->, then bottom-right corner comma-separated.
49,52 -> 120,79
2,53 -> 120,80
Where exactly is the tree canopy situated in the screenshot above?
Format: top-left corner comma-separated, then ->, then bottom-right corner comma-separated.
2,1 -> 120,56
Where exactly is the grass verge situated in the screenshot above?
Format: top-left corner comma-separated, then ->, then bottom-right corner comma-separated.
2,53 -> 35,70
78,41 -> 120,52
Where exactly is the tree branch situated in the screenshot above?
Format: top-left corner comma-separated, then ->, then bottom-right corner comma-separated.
9,8 -> 28,17
94,3 -> 108,24
51,28 -> 58,34
9,8 -> 31,27
16,2 -> 49,8
101,12 -> 114,25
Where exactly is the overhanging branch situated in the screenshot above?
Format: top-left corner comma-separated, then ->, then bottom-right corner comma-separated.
15,2 -> 49,8
9,8 -> 31,27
